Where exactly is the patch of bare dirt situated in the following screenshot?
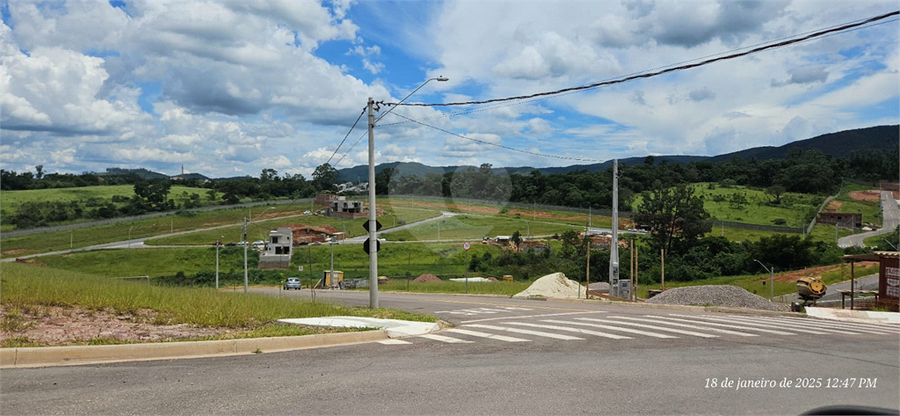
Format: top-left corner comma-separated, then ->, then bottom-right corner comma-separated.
825,200 -> 843,212
848,190 -> 882,202
760,262 -> 877,283
1,305 -> 233,347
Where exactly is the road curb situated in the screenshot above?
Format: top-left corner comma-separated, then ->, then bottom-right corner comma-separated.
0,330 -> 387,369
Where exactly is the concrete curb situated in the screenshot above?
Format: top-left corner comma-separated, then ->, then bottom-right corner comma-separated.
0,330 -> 387,369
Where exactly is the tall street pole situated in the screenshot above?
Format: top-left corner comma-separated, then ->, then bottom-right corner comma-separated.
609,159 -> 620,297
368,97 -> 379,308
366,76 -> 448,309
243,217 -> 249,293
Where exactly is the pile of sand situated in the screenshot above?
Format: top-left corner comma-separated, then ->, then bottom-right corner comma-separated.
412,274 -> 442,283
513,272 -> 585,299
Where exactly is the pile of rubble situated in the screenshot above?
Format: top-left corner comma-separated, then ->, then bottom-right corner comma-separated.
646,285 -> 790,311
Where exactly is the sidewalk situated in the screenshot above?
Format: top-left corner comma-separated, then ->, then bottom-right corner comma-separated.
0,317 -> 440,369
805,307 -> 900,324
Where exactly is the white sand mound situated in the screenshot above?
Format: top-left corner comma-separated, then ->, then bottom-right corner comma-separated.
513,272 -> 585,299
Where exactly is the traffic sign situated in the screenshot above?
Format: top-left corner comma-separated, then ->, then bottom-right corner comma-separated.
362,220 -> 383,232
463,242 -> 471,251
363,238 -> 381,254
298,265 -> 304,272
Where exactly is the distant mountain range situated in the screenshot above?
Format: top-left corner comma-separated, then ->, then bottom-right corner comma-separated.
336,124 -> 898,180
98,125 -> 897,181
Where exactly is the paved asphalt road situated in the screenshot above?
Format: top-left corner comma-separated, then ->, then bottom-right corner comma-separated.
838,191 -> 900,248
2,292 -> 898,415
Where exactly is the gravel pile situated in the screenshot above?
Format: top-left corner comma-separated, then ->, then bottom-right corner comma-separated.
645,285 -> 790,311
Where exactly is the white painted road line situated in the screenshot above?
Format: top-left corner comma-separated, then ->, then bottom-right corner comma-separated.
420,334 -> 475,344
758,316 -> 893,335
503,322 -> 634,340
378,339 -> 412,345
713,315 -> 845,335
466,324 -> 585,341
576,317 -> 719,338
665,314 -> 796,335
610,316 -> 758,337
544,319 -> 678,339
461,310 -> 605,324
446,328 -> 530,342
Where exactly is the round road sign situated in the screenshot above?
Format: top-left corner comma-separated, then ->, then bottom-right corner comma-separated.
463,242 -> 471,251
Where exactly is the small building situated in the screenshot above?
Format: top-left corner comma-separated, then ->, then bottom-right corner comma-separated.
288,224 -> 344,245
842,251 -> 899,311
327,196 -> 366,219
817,212 -> 862,228
520,240 -> 550,254
315,193 -> 339,207
259,227 -> 293,270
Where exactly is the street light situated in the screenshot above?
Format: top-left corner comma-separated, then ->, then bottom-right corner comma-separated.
216,235 -> 223,289
367,76 -> 448,308
243,207 -> 276,293
754,259 -> 774,300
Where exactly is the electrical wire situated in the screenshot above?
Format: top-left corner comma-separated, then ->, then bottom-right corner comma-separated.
330,10 -> 898,166
387,10 -> 898,108
324,107 -> 367,166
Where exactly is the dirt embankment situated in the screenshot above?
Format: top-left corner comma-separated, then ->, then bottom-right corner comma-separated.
762,262 -> 877,283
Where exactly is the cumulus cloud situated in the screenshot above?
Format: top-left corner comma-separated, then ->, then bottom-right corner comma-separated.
0,0 -> 896,177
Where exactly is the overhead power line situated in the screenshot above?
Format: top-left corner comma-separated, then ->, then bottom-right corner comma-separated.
387,10 -> 899,109
325,107 -> 367,166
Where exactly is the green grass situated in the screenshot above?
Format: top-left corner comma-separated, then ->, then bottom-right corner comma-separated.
385,214 -> 583,242
0,262 -> 436,346
379,279 -> 531,295
834,183 -> 883,226
32,240 -> 507,285
0,204 -> 444,256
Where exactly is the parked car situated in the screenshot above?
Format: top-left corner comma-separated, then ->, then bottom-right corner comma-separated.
251,240 -> 266,248
283,277 -> 302,290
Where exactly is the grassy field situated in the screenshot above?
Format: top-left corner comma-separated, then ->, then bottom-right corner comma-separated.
833,183 -> 883,226
379,279 -> 531,296
1,262 -> 436,347
384,214 -> 583,242
629,183 -> 823,229
0,203 -> 443,256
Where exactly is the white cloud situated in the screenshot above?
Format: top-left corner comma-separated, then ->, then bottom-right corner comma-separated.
0,0 -> 896,177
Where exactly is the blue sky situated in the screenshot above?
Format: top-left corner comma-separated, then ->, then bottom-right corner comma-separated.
1,0 -> 897,179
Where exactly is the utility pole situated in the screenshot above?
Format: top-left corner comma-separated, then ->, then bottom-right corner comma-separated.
609,159 -> 623,298
367,96 -> 379,308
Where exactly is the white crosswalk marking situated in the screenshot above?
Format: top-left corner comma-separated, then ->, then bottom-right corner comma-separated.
610,316 -> 759,337
503,322 -> 634,340
753,316 -> 893,335
575,317 -> 718,338
666,314 -> 797,335
541,319 -> 677,338
446,328 -> 530,342
712,315 -> 848,335
420,334 -> 474,344
466,324 -> 585,340
378,339 -> 412,345
462,310 -> 606,324
655,315 -> 796,335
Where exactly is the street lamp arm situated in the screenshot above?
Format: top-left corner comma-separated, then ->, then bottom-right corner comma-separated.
374,76 -> 448,124
753,259 -> 772,273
